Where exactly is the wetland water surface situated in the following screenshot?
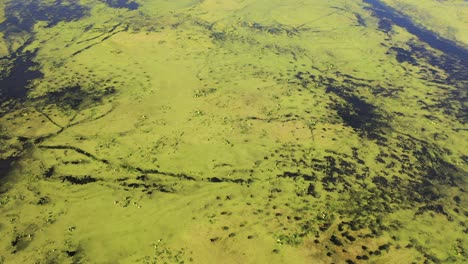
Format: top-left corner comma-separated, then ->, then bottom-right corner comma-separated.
0,0 -> 467,263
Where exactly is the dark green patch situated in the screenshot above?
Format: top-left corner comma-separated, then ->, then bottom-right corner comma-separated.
387,47 -> 417,65
60,175 -> 98,185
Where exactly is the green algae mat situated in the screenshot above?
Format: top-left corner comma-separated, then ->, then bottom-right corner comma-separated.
0,0 -> 467,263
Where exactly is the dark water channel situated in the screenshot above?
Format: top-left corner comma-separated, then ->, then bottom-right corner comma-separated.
365,0 -> 468,86
364,0 -> 468,62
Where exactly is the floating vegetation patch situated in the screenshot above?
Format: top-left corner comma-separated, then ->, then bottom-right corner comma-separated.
0,0 -> 466,263
263,129 -> 466,260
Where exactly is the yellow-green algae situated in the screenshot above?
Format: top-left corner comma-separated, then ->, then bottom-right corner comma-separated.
0,0 -> 467,263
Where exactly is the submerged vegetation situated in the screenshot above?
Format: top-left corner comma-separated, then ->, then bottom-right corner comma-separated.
0,0 -> 467,263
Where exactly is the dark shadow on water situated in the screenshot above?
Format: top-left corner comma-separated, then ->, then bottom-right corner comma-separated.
45,86 -> 89,110
0,50 -> 43,106
0,0 -> 89,34
0,158 -> 14,180
387,47 -> 417,65
102,0 -> 139,10
294,72 -> 391,141
326,85 -> 389,141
